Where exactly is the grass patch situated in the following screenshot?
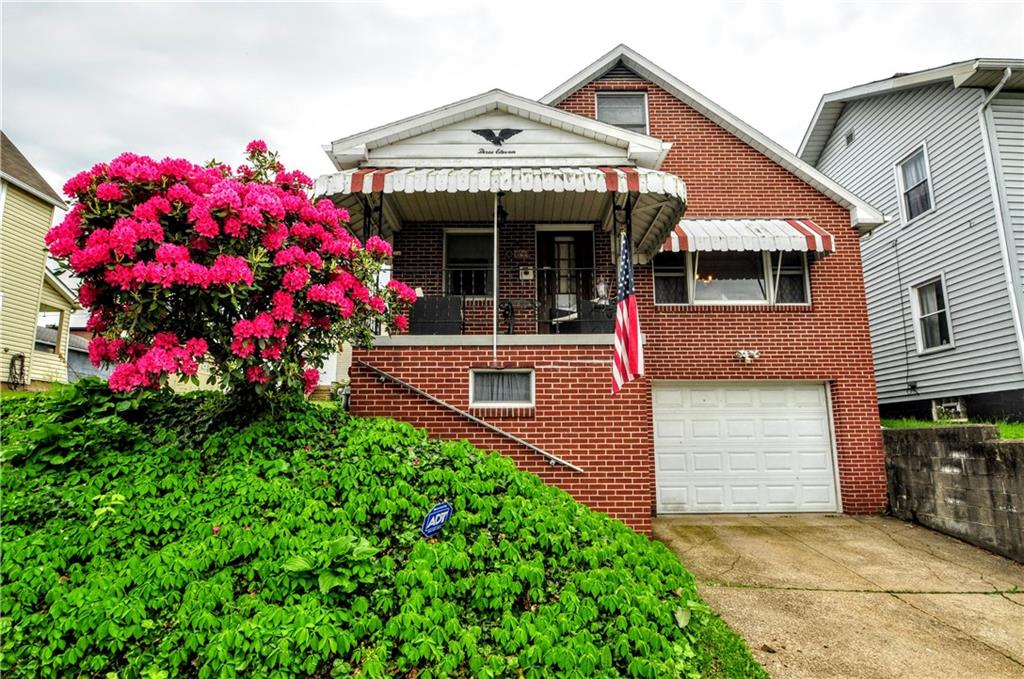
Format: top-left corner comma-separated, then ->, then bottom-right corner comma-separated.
1,380 -> 764,678
881,418 -> 1024,439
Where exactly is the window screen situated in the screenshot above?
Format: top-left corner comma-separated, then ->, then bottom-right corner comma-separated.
770,252 -> 809,304
471,370 -> 533,406
596,93 -> 647,134
445,231 -> 493,296
653,252 -> 688,304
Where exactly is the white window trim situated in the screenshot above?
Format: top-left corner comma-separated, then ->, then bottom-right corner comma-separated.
909,273 -> 955,355
469,368 -> 535,408
651,251 -> 811,307
595,91 -> 649,135
443,227 -> 493,299
893,143 -> 936,225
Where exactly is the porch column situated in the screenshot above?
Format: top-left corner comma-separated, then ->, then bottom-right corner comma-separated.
492,192 -> 499,363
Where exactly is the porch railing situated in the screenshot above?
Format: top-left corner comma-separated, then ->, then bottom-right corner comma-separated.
381,266 -> 615,335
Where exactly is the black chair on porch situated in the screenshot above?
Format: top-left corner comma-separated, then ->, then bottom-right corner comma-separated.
408,296 -> 464,335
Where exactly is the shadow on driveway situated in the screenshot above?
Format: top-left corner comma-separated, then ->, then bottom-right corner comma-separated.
654,514 -> 1024,679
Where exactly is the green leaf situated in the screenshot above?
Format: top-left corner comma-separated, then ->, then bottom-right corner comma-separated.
282,555 -> 314,572
674,607 -> 691,629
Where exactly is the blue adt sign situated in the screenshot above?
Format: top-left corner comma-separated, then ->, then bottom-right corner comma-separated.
421,501 -> 453,538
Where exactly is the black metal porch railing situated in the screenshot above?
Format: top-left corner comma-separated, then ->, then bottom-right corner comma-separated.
379,266 -> 615,336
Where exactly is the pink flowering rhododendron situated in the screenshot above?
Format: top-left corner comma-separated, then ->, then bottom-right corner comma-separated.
48,142 -> 412,399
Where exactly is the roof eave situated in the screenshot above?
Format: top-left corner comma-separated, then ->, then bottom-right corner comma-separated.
323,88 -> 669,171
799,58 -> 1024,166
540,45 -> 884,230
1,173 -> 66,210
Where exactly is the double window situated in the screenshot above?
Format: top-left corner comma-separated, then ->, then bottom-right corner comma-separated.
596,92 -> 648,134
897,146 -> 934,222
470,369 -> 534,408
912,276 -> 953,352
653,251 -> 810,305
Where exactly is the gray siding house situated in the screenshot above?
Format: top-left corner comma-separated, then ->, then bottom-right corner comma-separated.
800,60 -> 1024,420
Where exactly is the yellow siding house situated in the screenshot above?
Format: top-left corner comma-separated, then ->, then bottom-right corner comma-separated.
1,132 -> 77,390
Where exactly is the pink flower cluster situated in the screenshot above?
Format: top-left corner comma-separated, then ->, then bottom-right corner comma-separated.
47,142 -> 416,396
97,333 -> 209,392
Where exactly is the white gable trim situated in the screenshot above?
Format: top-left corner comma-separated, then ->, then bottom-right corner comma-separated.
540,44 -> 885,232
323,88 -> 671,171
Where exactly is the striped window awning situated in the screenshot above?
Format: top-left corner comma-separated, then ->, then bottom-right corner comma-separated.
661,219 -> 835,254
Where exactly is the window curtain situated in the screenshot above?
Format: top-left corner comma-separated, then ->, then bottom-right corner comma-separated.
902,152 -> 927,188
474,372 -> 531,403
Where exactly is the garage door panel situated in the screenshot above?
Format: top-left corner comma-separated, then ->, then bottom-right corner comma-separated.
723,389 -> 755,407
654,383 -> 837,513
728,452 -> 759,471
691,452 -> 723,471
691,419 -> 722,438
756,388 -> 789,407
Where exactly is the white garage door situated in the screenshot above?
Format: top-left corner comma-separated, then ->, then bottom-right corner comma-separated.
654,383 -> 838,513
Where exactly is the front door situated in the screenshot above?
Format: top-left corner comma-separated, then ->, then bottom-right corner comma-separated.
536,230 -> 594,333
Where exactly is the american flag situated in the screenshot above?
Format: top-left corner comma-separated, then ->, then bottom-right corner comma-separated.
612,230 -> 644,394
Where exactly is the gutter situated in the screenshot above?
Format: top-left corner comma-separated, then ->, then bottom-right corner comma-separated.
355,360 -> 585,474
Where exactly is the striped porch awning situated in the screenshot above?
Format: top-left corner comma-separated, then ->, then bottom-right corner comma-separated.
315,166 -> 686,200
661,218 -> 835,254
314,166 -> 688,259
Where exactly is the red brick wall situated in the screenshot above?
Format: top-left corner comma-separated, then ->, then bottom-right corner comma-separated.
349,345 -> 654,532
351,72 -> 887,531
558,76 -> 886,515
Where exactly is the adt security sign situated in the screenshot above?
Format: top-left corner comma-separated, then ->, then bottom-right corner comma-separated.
421,501 -> 453,538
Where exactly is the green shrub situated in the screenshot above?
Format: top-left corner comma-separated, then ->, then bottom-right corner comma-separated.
1,381 -> 764,678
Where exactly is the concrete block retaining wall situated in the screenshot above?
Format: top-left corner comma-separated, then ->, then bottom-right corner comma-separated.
884,426 -> 1023,562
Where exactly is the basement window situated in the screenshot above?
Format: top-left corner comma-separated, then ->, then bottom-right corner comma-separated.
470,369 -> 534,408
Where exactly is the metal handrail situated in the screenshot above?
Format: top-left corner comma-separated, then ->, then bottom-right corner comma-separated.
355,359 -> 584,474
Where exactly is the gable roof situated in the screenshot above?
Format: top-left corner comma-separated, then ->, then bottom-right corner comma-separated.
799,58 -> 1024,167
323,88 -> 672,170
44,265 -> 80,309
540,44 -> 885,232
1,132 -> 65,209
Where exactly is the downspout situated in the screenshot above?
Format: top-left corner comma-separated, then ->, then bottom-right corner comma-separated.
982,67 -> 1012,107
975,67 -> 1024,377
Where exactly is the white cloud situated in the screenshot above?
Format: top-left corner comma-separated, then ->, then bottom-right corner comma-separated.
3,1 -> 1021,194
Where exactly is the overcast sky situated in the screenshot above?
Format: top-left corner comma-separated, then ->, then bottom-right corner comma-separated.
3,1 -> 1022,197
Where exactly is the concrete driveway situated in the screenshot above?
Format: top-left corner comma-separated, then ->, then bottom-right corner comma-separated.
654,514 -> 1024,679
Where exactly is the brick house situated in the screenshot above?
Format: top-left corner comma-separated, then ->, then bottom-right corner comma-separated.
315,45 -> 887,533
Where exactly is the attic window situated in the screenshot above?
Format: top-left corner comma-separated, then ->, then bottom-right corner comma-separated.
596,93 -> 648,135
845,130 -> 855,147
